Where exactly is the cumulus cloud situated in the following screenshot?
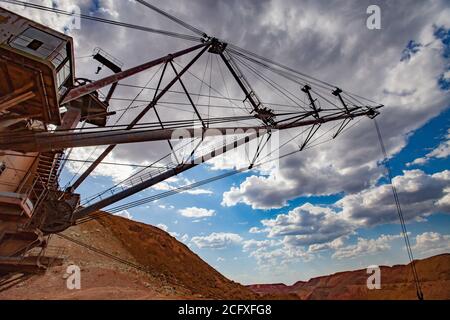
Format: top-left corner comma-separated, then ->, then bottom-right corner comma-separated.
183,189 -> 213,195
244,169 -> 450,266
332,234 -> 403,259
245,232 -> 403,266
178,207 -> 216,218
242,239 -> 280,252
248,226 -> 268,234
308,237 -> 346,253
249,243 -> 312,267
243,204 -> 352,266
413,232 -> 450,255
158,204 -> 175,210
65,146 -> 138,185
338,169 -> 450,227
151,176 -> 213,195
250,170 -> 449,244
191,232 -> 242,249
261,203 -> 353,246
221,1 -> 450,210
1,0 -> 88,33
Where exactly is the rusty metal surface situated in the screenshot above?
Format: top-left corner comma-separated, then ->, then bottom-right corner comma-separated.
0,108 -> 381,153
0,47 -> 61,125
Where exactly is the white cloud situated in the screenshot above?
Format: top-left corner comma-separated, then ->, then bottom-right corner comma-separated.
248,227 -> 268,234
250,169 -> 449,241
97,6 -> 119,18
408,129 -> 450,166
339,170 -> 450,227
158,204 -> 175,210
178,207 -> 216,218
221,5 -> 450,211
443,70 -> 450,81
261,203 -> 354,246
1,0 -> 85,33
180,234 -> 189,243
156,223 -> 168,232
244,169 -> 450,266
183,189 -> 213,195
217,257 -> 225,262
245,233 -> 402,266
242,239 -> 280,252
308,237 -> 346,253
155,224 -> 189,242
113,209 -> 133,220
191,232 -> 243,249
413,232 -> 450,255
150,177 -> 213,195
332,234 -> 403,259
436,192 -> 450,208
65,146 -> 138,185
249,244 -> 312,267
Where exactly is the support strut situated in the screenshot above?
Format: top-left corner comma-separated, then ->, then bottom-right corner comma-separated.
332,87 -> 351,115
2,108 -> 381,153
69,42 -> 211,191
61,42 -> 209,105
301,85 -> 321,119
219,50 -> 275,126
73,130 -> 262,219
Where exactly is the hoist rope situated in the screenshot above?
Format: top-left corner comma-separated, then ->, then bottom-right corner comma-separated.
374,118 -> 424,300
0,0 -> 202,42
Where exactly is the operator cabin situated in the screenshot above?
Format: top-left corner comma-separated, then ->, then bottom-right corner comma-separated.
0,7 -> 107,255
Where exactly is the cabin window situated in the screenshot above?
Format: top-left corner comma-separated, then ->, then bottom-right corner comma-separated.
56,59 -> 71,88
0,161 -> 6,176
52,44 -> 68,68
10,27 -> 64,60
54,43 -> 72,89
27,39 -> 43,51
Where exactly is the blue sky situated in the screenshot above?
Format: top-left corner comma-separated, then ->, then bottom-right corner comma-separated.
5,0 -> 449,285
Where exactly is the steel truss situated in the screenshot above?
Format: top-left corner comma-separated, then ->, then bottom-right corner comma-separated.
1,38 -> 382,229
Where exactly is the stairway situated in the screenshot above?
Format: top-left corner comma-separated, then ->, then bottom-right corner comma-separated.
36,152 -> 62,189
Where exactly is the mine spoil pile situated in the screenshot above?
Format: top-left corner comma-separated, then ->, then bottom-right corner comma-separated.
0,213 -> 257,300
248,254 -> 450,300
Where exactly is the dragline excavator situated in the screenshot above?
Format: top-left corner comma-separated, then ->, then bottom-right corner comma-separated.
0,6 -> 381,274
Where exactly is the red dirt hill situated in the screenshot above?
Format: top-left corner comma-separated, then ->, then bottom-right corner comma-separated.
247,253 -> 450,300
0,213 -> 257,300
